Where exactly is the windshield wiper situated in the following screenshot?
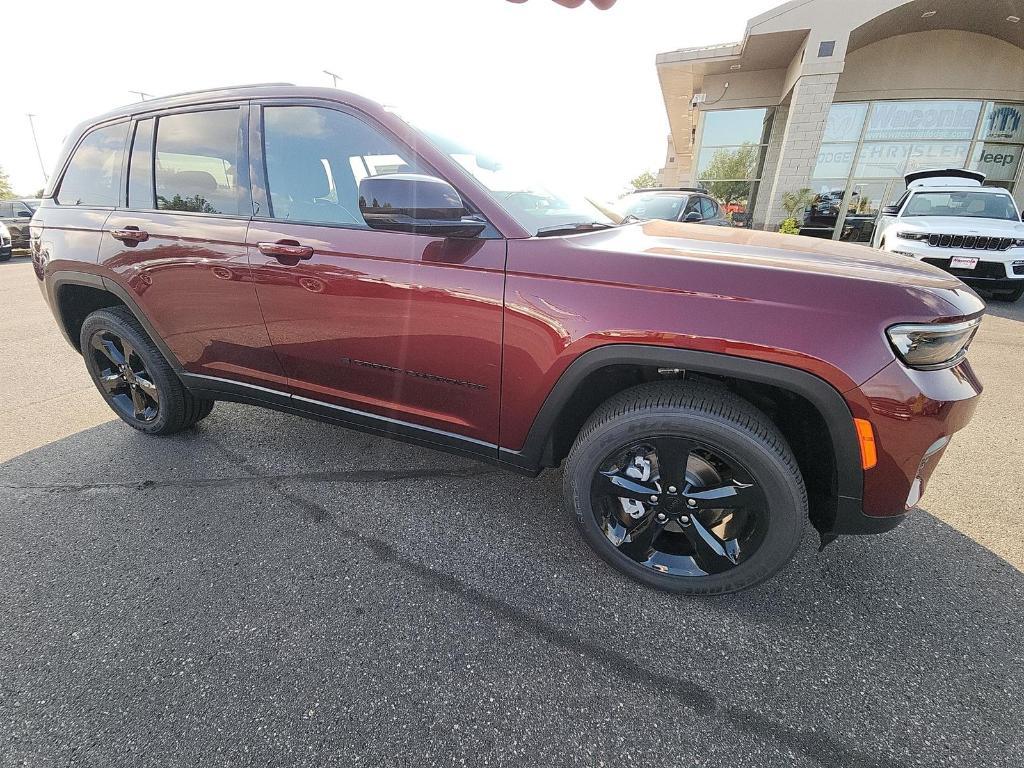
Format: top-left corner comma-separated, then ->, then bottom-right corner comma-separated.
535,222 -> 617,237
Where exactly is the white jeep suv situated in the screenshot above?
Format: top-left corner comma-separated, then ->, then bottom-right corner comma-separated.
873,169 -> 1024,302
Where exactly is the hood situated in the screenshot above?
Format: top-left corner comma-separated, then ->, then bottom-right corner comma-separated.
543,219 -> 985,324
584,219 -> 966,290
893,216 -> 1024,237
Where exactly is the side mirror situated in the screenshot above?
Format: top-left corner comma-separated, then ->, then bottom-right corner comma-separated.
17,210 -> 32,218
881,204 -> 900,217
683,211 -> 702,223
358,174 -> 485,238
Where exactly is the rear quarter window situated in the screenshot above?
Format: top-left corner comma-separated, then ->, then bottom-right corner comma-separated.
55,122 -> 129,207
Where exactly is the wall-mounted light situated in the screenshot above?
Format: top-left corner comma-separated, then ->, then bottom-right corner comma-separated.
921,10 -> 937,17
1008,15 -> 1021,23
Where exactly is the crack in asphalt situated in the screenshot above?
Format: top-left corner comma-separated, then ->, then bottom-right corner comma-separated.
0,465 -> 498,494
204,437 -> 907,768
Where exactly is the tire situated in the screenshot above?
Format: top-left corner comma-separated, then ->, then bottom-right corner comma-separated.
0,252 -> 11,263
80,306 -> 214,435
563,381 -> 807,595
993,286 -> 1024,303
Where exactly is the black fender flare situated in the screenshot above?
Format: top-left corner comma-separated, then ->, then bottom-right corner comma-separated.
499,344 -> 865,518
47,270 -> 185,373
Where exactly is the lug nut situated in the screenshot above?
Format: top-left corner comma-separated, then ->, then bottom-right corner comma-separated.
650,495 -> 658,502
656,513 -> 667,522
687,498 -> 697,507
679,515 -> 690,525
668,486 -> 677,494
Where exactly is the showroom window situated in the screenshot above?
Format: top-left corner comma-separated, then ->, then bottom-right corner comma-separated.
805,99 -> 1024,242
695,107 -> 774,227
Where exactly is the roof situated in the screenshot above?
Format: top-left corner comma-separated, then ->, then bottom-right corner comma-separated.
82,83 -> 383,125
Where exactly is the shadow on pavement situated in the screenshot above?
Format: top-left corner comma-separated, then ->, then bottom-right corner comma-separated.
1,405 -> 1020,767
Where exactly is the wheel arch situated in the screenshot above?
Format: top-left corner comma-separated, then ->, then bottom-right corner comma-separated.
499,344 -> 865,535
48,271 -> 183,372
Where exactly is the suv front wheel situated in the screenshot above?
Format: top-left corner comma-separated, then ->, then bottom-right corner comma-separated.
81,306 -> 213,435
563,382 -> 807,594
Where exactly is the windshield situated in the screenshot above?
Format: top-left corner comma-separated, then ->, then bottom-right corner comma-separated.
420,129 -> 614,236
903,191 -> 1020,221
619,193 -> 685,221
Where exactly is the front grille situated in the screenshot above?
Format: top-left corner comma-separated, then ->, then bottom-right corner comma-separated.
926,233 -> 1013,251
923,257 -> 1008,279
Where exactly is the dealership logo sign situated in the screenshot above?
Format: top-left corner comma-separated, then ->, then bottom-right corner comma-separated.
866,101 -> 980,141
986,104 -> 1024,142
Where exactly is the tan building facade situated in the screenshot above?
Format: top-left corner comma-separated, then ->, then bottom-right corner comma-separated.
656,0 -> 1024,241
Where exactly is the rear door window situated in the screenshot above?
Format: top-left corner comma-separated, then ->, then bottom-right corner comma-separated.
55,122 -> 128,207
155,109 -> 241,215
0,202 -> 12,218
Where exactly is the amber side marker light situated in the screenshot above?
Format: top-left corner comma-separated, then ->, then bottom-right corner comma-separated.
854,418 -> 877,470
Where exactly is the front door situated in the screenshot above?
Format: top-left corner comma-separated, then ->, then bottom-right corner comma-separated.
246,103 -> 505,444
98,106 -> 286,387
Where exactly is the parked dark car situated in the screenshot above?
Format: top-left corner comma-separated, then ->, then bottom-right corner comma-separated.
0,198 -> 39,251
618,188 -> 733,226
32,84 -> 983,594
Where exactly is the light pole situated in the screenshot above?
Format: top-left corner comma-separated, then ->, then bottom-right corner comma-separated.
323,70 -> 342,89
26,114 -> 48,183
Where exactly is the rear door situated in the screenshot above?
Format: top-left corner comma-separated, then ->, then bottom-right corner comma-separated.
98,105 -> 286,387
245,101 -> 505,444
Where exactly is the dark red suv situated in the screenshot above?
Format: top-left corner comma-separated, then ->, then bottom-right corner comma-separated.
32,84 -> 984,594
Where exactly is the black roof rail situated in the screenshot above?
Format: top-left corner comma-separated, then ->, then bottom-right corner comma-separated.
126,82 -> 296,104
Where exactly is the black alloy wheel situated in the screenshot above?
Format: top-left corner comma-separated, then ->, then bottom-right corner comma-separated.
564,382 -> 806,594
89,331 -> 161,423
80,306 -> 214,435
592,437 -> 768,577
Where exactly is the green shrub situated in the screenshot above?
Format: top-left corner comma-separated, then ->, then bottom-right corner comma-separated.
778,218 -> 801,235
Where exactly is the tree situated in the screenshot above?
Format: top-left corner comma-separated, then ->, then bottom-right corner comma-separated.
0,165 -> 14,200
698,144 -> 759,205
779,188 -> 815,235
781,188 -> 815,219
629,170 -> 658,190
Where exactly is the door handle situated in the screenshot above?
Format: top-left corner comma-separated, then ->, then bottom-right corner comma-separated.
110,227 -> 149,243
257,241 -> 314,261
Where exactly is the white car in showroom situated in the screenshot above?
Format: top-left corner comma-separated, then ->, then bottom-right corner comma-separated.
873,169 -> 1024,302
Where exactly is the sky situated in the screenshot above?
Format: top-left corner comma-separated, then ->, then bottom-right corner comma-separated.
0,0 -> 778,200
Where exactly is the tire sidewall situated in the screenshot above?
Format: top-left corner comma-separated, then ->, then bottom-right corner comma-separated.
565,408 -> 806,595
80,311 -> 181,435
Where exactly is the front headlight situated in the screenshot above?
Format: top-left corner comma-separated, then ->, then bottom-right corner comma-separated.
886,318 -> 981,370
896,231 -> 930,241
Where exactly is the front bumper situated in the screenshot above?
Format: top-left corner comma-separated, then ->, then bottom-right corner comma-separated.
840,356 -> 982,533
884,240 -> 1024,289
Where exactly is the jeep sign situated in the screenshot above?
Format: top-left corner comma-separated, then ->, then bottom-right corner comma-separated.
972,142 -> 1022,181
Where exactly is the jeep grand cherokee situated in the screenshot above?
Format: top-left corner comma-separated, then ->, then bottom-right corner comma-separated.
32,84 -> 984,594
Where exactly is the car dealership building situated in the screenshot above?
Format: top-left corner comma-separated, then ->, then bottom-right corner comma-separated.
655,0 -> 1024,239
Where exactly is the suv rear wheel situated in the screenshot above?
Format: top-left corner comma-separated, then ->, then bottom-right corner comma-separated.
80,306 -> 213,435
563,382 -> 807,594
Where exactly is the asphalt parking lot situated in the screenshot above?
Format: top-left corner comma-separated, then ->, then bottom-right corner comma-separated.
1,256 -> 1022,767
